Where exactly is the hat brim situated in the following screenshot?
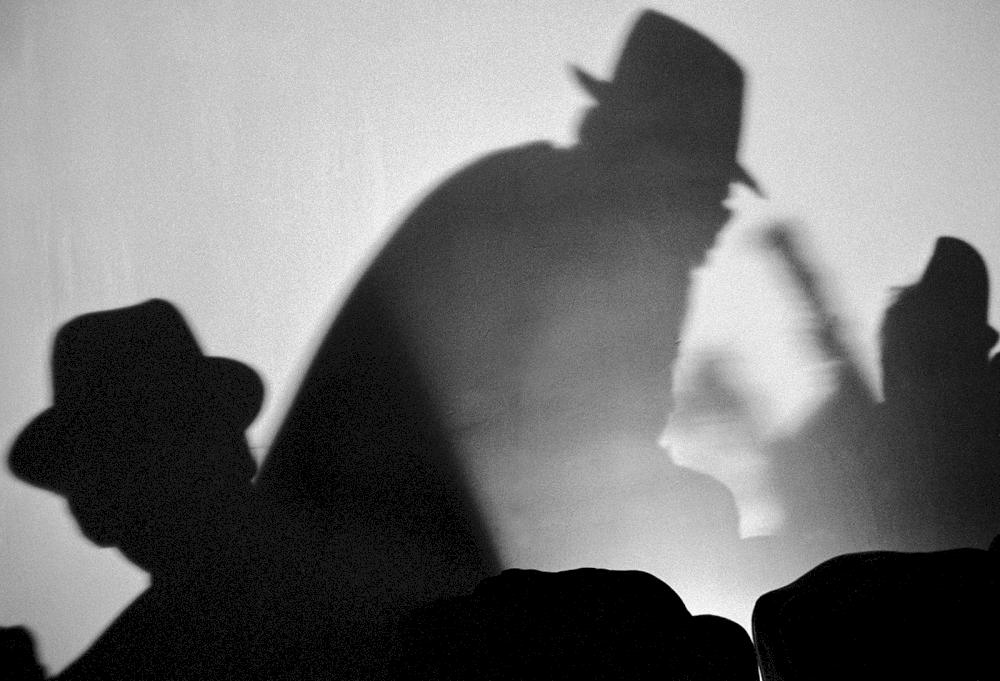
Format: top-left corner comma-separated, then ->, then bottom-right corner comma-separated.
8,408 -> 73,494
200,357 -> 265,429
572,66 -> 614,102
8,357 -> 264,495
572,65 -> 763,197
732,163 -> 763,197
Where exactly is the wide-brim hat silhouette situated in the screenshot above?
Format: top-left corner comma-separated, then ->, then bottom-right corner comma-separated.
573,10 -> 760,194
8,299 -> 264,496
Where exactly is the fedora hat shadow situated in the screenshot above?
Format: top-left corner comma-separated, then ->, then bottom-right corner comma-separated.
8,299 -> 264,496
573,10 -> 760,194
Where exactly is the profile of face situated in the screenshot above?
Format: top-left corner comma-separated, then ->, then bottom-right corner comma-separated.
63,381 -> 257,575
593,147 -> 735,263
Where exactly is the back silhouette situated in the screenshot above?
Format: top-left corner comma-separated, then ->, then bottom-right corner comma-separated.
753,540 -> 999,680
255,14 -> 758,651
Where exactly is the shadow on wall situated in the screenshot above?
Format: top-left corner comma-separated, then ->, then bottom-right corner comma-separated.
761,228 -> 1000,556
3,7 -> 1000,679
671,225 -> 1000,589
254,5 -> 759,630
753,539 -> 1000,680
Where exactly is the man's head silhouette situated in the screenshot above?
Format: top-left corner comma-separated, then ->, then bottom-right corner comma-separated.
881,236 -> 998,408
9,299 -> 264,575
574,11 -> 758,190
569,10 -> 759,264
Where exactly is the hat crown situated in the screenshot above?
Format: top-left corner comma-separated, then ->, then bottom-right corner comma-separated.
9,299 -> 264,496
607,11 -> 743,106
51,299 -> 202,406
574,11 -> 757,193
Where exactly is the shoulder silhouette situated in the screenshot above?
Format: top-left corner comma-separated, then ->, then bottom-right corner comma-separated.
1,626 -> 47,681
753,540 -> 999,680
394,567 -> 758,679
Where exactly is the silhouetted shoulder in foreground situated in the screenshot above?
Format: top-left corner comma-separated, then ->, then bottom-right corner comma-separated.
393,568 -> 758,679
752,539 -> 999,680
8,299 -> 265,679
1,626 -> 47,681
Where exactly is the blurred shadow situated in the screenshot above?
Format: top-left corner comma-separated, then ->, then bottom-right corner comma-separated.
869,236 -> 1000,551
251,290 -> 503,678
666,349 -> 781,539
760,224 -> 879,559
765,233 -> 1000,555
660,224 -> 888,627
392,568 -> 758,679
254,7 -> 760,676
1,626 -> 46,681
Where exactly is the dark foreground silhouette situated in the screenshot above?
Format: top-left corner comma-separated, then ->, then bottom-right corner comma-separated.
6,10 -> 765,677
1,626 -> 46,681
753,537 -> 1000,680
393,568 -> 757,679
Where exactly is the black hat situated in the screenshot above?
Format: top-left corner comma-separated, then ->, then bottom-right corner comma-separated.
573,10 -> 760,194
8,299 -> 264,495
